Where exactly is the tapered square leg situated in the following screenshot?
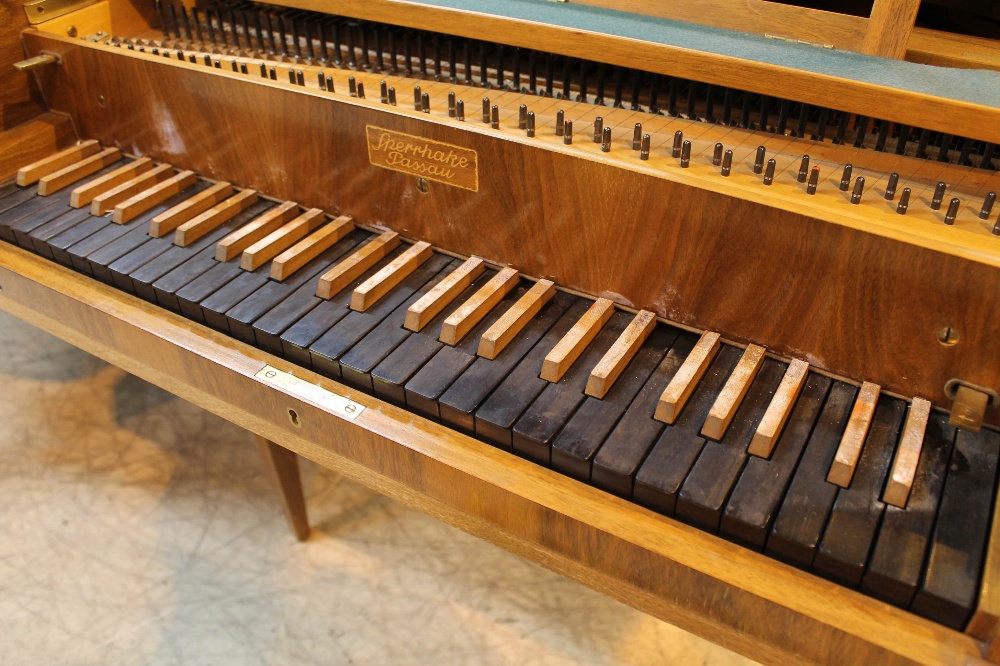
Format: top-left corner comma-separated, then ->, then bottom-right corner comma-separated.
255,434 -> 310,541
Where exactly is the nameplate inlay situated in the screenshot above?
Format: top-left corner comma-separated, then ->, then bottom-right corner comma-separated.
255,365 -> 365,420
366,125 -> 479,192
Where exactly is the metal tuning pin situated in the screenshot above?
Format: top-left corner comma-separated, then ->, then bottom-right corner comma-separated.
556,110 -> 565,136
672,131 -> 683,158
721,149 -> 733,177
456,99 -> 465,121
885,172 -> 899,200
448,92 -> 456,117
318,72 -> 326,89
518,104 -> 527,130
358,82 -> 366,99
594,117 -> 604,143
491,105 -> 499,129
633,123 -> 642,151
850,176 -> 865,204
526,111 -> 535,137
288,69 -> 296,84
413,85 -> 421,109
932,181 -> 947,210
260,63 -> 267,77
981,191 -> 996,220
680,140 -> 691,168
797,155 -> 810,183
564,119 -> 573,144
231,60 -> 239,73
839,164 -> 852,191
380,81 -> 389,103
807,166 -> 819,195
296,70 -> 305,86
897,188 -> 911,215
348,76 -> 357,97
269,67 -> 277,80
421,92 -> 429,112
712,143 -> 723,167
762,158 -> 775,184
602,126 -> 612,153
326,76 -> 335,93
944,198 -> 960,225
204,54 -> 212,66
214,60 -> 222,69
754,146 -> 766,174
640,134 -> 650,161
482,97 -> 490,123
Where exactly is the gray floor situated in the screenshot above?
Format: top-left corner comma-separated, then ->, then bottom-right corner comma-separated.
0,310 -> 753,666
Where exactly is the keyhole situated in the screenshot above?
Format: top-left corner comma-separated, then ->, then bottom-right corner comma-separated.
287,407 -> 302,428
937,326 -> 960,346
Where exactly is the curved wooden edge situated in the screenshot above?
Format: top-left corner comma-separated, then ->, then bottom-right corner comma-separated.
0,242 -> 985,666
255,0 -> 1000,144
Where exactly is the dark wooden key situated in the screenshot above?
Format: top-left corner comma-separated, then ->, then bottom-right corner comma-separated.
87,223 -> 164,284
225,230 -> 379,344
309,252 -> 454,379
765,381 -> 858,568
0,188 -> 74,243
27,208 -> 93,259
626,345 -> 742,506
436,291 -> 578,432
862,412 -> 954,608
368,268 -> 497,406
510,311 -> 633,465
277,242 -> 407,366
813,395 -> 906,587
675,357 -> 787,532
553,332 -> 696,484
720,373 -> 832,550
471,297 -> 592,448
402,283 -> 532,420
547,325 -> 678,478
131,222 -> 242,304
911,428 -> 1000,630
0,182 -> 33,207
47,215 -> 113,268
338,258 -> 462,391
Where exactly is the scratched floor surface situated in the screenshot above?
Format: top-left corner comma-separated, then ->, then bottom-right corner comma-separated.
0,311 -> 754,666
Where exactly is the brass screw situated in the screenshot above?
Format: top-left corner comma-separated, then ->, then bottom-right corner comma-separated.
67,26 -> 77,37
937,326 -> 960,346
415,177 -> 429,193
97,95 -> 106,108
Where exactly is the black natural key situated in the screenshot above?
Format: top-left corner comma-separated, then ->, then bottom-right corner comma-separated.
862,413 -> 955,608
813,396 -> 906,587
131,221 -> 241,304
151,201 -> 275,312
0,180 -> 27,202
471,297 -> 592,449
720,373 -> 832,550
510,311 -> 633,465
766,381 -> 858,568
278,242 -> 407,367
0,188 -> 77,244
85,222 -> 163,284
554,332 -> 696,484
369,268 -> 497,405
47,214 -> 116,268
548,325 -> 678,480
628,345 -> 742,507
675,358 -> 787,532
310,252 -> 454,380
338,258 -> 460,391
436,291 -> 577,434
26,208 -> 93,259
402,283 -> 530,420
911,428 -> 1000,630
10,192 -> 90,250
0,186 -> 42,224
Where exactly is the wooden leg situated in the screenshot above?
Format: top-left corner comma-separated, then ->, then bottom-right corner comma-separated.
255,434 -> 310,541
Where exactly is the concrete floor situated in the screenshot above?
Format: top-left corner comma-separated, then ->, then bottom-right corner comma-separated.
0,309 -> 754,666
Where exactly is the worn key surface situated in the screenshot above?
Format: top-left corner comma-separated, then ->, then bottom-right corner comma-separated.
437,292 -> 578,434
911,428 -> 1000,630
627,345 -> 742,507
403,282 -> 531,420
510,311 -> 633,465
558,332 -> 694,489
370,267 -> 497,405
675,357 -> 787,532
766,381 -> 858,568
339,258 -> 461,391
27,208 -> 94,259
0,187 -> 73,243
471,297 -> 591,449
813,395 -> 906,587
862,412 -> 954,608
720,373 -> 832,550
549,325 -> 678,481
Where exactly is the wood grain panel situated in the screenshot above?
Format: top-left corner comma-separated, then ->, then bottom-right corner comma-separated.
0,112 -> 74,182
26,34 -> 1000,424
0,241 -> 984,666
0,1 -> 46,130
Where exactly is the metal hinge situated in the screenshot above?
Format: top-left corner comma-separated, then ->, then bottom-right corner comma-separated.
764,33 -> 835,49
22,0 -> 97,25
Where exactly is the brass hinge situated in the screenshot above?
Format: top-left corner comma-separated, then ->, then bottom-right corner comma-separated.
22,0 -> 97,25
764,33 -> 835,49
